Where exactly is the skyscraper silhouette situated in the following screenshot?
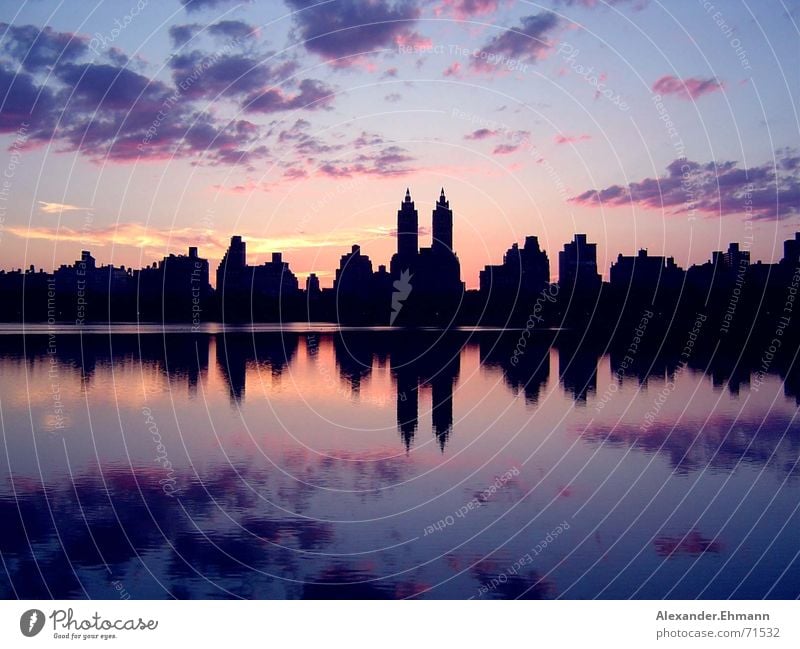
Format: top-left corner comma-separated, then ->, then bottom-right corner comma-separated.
432,187 -> 453,253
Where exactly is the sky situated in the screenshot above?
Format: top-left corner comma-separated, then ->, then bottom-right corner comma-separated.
0,0 -> 798,288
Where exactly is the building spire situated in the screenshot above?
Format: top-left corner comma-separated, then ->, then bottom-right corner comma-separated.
405,187 -> 412,202
439,187 -> 446,205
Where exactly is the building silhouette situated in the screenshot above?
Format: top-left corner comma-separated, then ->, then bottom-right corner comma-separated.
137,247 -> 212,322
216,236 -> 300,321
479,235 -> 550,323
389,188 -> 463,325
558,234 -> 601,292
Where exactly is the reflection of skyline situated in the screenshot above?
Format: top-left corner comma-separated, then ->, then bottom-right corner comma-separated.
3,331 -> 800,452
2,332 -> 800,600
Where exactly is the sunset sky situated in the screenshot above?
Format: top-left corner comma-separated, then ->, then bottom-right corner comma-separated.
0,0 -> 798,287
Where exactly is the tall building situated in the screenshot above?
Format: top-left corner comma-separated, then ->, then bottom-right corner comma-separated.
723,242 -> 750,269
216,235 -> 247,292
396,188 -> 418,263
306,273 -> 321,296
136,247 -> 211,322
388,188 -> 462,325
558,234 -> 601,291
432,188 -> 453,253
480,236 -> 550,298
252,252 -> 299,299
334,244 -> 374,298
216,236 -> 299,321
784,232 -> 800,266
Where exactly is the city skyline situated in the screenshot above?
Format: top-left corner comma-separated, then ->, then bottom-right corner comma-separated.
3,185 -> 798,290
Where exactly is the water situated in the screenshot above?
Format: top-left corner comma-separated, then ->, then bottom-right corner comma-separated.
0,329 -> 798,599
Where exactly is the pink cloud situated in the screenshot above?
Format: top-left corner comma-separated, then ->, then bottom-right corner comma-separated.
554,133 -> 591,145
435,0 -> 504,20
394,31 -> 433,49
652,75 -> 724,100
443,61 -> 462,77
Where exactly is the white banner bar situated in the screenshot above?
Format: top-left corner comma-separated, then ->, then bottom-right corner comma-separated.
1,600 -> 798,648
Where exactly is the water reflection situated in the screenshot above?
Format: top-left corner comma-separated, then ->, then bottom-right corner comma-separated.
0,330 -> 798,599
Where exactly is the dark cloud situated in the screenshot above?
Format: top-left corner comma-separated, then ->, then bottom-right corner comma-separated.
492,143 -> 519,155
0,57 -> 269,167
0,22 -> 88,71
285,0 -> 419,64
464,128 -> 499,140
169,23 -> 201,47
0,64 -> 56,133
571,152 -> 800,220
55,62 -> 170,112
652,75 -> 723,100
169,51 -> 277,99
473,12 -> 560,70
208,19 -> 258,40
181,0 -> 244,13
245,78 -> 334,113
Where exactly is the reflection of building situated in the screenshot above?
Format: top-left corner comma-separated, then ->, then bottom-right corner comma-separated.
480,334 -> 551,403
390,333 -> 461,451
559,343 -> 598,403
215,332 -> 299,403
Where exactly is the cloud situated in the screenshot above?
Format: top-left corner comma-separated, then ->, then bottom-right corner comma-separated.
570,151 -> 800,220
443,61 -> 462,77
317,145 -> 416,178
0,25 -> 331,169
8,222 -> 396,257
169,23 -> 201,47
652,75 -> 723,100
245,78 -> 335,113
394,30 -> 432,49
434,0 -> 504,19
551,0 -> 648,7
492,143 -> 519,155
181,0 -> 244,13
285,0 -> 419,65
554,133 -> 591,144
472,12 -> 560,71
464,128 -> 498,140
208,19 -> 259,40
38,201 -> 88,214
0,64 -> 57,133
169,51 -> 282,99
0,22 -> 87,72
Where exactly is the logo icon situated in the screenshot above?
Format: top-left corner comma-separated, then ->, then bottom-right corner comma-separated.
20,609 -> 45,637
390,269 -> 413,325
